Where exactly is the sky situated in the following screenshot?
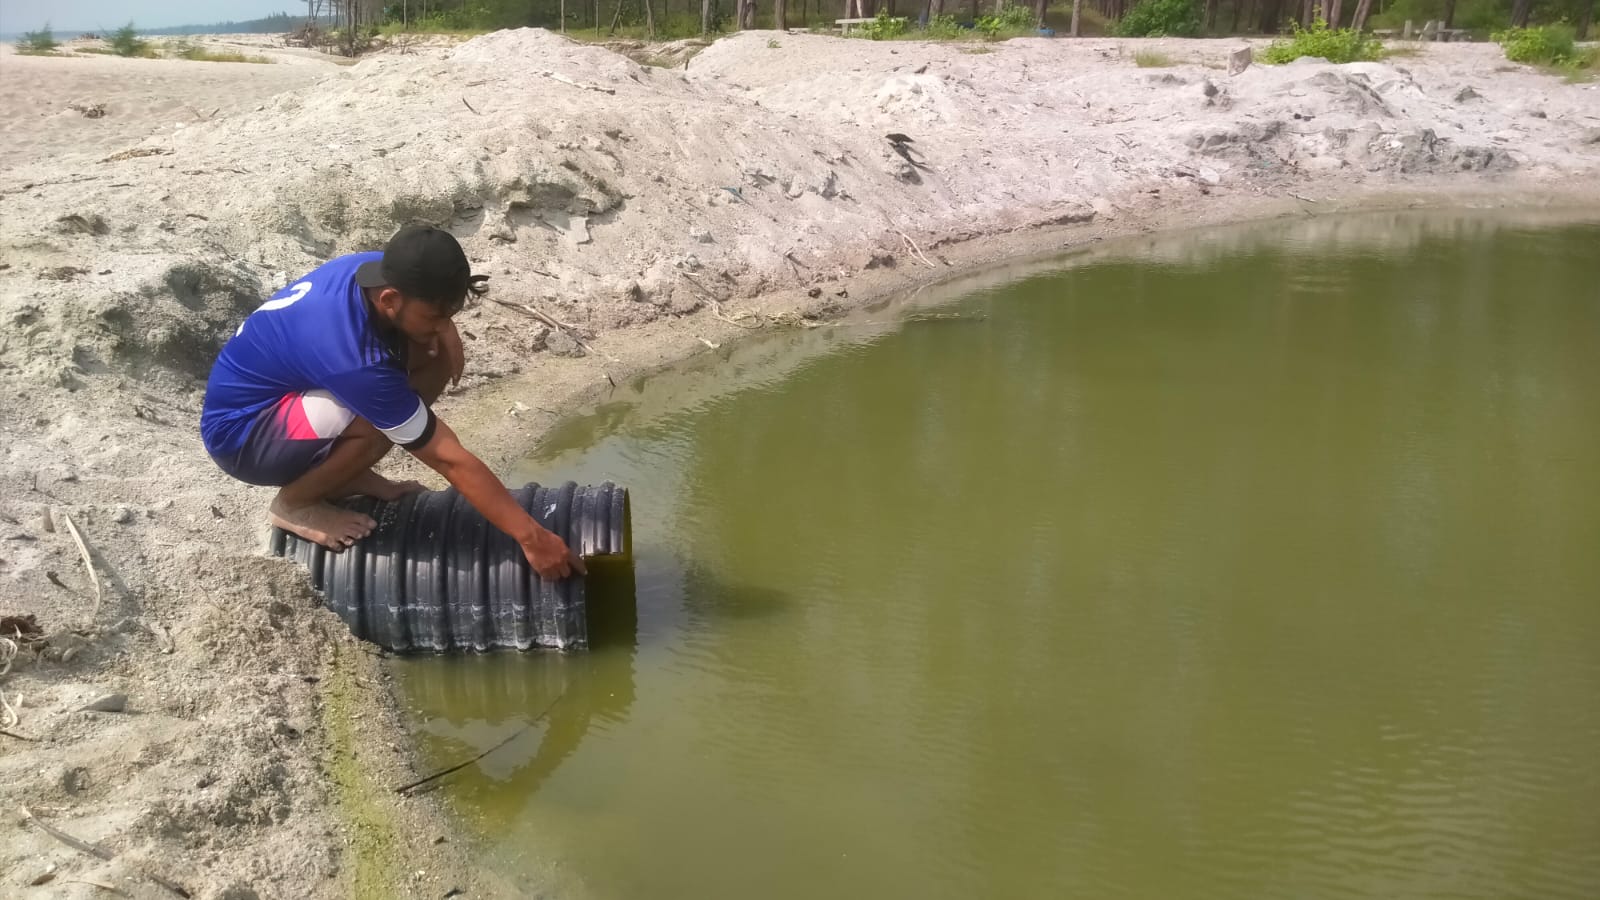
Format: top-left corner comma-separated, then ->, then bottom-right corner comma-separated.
0,1 -> 297,32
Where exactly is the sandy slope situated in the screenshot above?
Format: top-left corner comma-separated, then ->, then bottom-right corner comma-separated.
0,29 -> 1597,898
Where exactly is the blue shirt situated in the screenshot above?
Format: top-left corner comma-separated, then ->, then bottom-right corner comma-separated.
201,252 -> 429,456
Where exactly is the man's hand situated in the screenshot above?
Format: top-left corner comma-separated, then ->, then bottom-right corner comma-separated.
522,526 -> 588,581
411,417 -> 589,582
427,319 -> 466,387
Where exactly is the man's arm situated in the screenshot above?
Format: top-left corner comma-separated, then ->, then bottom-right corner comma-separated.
409,417 -> 586,580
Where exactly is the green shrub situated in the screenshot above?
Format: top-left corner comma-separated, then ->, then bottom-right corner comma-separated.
975,4 -> 1035,37
924,14 -> 965,39
860,9 -> 908,39
17,24 -> 58,54
1115,0 -> 1201,37
173,42 -> 273,63
1134,50 -> 1174,67
1493,25 -> 1578,66
1261,18 -> 1383,64
109,23 -> 149,57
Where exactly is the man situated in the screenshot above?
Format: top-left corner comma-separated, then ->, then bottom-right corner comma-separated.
201,225 -> 584,581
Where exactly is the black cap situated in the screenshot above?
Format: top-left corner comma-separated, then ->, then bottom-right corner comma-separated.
355,225 -> 472,308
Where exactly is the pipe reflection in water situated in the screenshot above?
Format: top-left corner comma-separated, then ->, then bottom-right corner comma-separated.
393,558 -> 638,830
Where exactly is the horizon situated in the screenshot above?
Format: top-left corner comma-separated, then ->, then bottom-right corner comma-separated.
0,2 -> 299,35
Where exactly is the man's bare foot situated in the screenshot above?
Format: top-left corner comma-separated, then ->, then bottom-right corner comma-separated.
338,468 -> 429,502
269,495 -> 377,551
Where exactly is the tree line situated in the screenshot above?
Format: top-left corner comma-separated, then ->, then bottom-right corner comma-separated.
313,0 -> 1591,37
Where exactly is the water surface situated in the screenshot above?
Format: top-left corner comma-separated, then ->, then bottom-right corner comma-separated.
396,212 -> 1600,899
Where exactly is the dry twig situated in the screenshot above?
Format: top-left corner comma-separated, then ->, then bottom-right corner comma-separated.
532,70 -> 616,94
1,630 -> 20,730
58,511 -> 102,621
711,300 -> 760,329
898,230 -> 938,268
64,879 -> 126,895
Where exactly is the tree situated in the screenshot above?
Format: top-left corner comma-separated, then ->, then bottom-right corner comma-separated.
18,23 -> 58,54
1034,0 -> 1049,26
1258,0 -> 1284,32
1511,0 -> 1532,26
110,21 -> 148,56
1071,0 -> 1082,33
1349,0 -> 1373,31
776,0 -> 788,28
1231,0 -> 1251,32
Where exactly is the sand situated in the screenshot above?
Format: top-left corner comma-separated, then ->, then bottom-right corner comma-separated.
0,27 -> 1597,898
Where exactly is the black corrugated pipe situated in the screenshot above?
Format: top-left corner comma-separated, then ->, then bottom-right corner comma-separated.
269,482 -> 632,652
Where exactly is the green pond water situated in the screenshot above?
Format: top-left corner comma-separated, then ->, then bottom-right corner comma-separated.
395,212 -> 1600,899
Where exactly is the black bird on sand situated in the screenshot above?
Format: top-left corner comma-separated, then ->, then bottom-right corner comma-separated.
886,133 -> 927,170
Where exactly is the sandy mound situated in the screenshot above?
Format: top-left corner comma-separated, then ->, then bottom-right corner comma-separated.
3,31 -> 1596,395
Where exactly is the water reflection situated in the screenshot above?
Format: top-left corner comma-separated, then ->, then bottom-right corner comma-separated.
395,567 -> 639,829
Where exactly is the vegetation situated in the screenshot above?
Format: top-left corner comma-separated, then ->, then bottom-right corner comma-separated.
1496,23 -> 1576,63
109,23 -> 153,57
976,4 -> 1038,36
1262,17 -> 1384,63
172,41 -> 276,63
16,24 -> 59,55
837,4 -> 1034,41
1369,0 -> 1515,33
1134,49 -> 1175,65
859,8 -> 909,38
924,13 -> 966,37
1494,23 -> 1598,78
1116,0 -> 1202,36
135,12 -> 319,36
21,0 -> 1577,49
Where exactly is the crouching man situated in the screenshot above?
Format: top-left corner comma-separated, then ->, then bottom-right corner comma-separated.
200,225 -> 584,580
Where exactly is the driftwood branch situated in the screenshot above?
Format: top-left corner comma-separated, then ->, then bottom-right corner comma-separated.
487,298 -> 617,362
394,691 -> 566,795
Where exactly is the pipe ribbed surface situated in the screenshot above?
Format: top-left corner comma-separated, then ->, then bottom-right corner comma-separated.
269,482 -> 631,652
